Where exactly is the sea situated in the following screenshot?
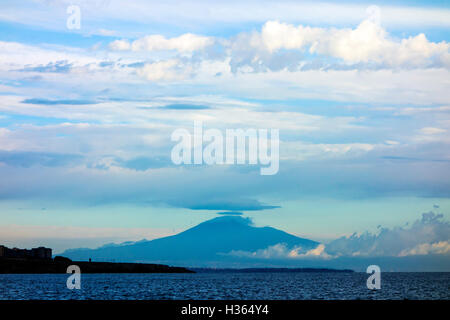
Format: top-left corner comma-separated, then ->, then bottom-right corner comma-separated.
0,272 -> 448,300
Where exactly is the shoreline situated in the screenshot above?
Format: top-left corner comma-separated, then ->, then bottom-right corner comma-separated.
0,258 -> 194,274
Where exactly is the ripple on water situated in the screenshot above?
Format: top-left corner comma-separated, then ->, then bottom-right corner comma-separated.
0,272 -> 448,300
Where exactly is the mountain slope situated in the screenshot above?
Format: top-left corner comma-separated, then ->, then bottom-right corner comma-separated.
61,216 -> 319,265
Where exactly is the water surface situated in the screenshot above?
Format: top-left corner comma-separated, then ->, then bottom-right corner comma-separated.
0,272 -> 448,300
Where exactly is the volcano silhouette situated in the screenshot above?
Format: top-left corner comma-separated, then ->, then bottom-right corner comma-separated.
61,216 -> 319,265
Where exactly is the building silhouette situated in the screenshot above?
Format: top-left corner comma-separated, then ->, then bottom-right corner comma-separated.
0,245 -> 52,260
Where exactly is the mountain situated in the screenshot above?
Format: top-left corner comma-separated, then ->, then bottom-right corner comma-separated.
61,216 -> 319,266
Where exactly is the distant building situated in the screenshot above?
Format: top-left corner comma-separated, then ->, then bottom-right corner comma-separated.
0,245 -> 52,260
31,247 -> 52,259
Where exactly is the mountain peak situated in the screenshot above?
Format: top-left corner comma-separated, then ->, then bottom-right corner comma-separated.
199,215 -> 253,226
61,216 -> 320,266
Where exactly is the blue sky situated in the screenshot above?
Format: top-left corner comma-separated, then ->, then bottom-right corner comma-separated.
0,0 -> 449,263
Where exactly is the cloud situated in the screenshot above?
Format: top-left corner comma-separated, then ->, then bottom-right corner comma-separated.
420,127 -> 447,135
19,60 -> 73,73
228,18 -> 450,72
325,212 -> 450,257
394,106 -> 450,115
109,39 -> 131,51
5,1 -> 450,35
225,212 -> 450,261
104,14 -> 450,78
158,104 -> 210,110
226,30 -> 305,73
136,59 -> 192,81
103,17 -> 450,85
227,243 -> 332,260
115,156 -> 171,171
0,41 -> 103,79
0,151 -> 83,168
22,98 -> 97,105
175,198 -> 280,211
260,20 -> 323,53
0,89 -> 449,203
110,33 -> 213,53
308,20 -> 450,68
3,35 -> 450,105
399,241 -> 450,256
96,29 -> 116,36
216,211 -> 243,216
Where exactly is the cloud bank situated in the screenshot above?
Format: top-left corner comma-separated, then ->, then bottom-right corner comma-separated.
225,212 -> 450,260
107,16 -> 450,79
326,211 -> 450,257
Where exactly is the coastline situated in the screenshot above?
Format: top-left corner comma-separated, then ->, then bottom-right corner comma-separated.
0,258 -> 194,274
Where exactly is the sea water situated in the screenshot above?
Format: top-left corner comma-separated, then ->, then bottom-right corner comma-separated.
0,272 -> 448,300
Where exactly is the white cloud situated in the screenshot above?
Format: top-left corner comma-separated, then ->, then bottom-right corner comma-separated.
288,244 -> 332,259
136,59 -> 192,81
226,213 -> 450,260
394,106 -> 450,115
385,140 -> 399,145
205,68 -> 450,105
0,41 -> 99,70
420,127 -> 447,135
109,39 -> 131,51
227,243 -> 333,260
282,142 -> 375,161
2,18 -> 450,106
96,29 -> 116,36
399,241 -> 450,256
261,20 -> 323,53
104,15 -> 450,75
110,33 -> 213,53
326,212 -> 450,257
246,19 -> 450,69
